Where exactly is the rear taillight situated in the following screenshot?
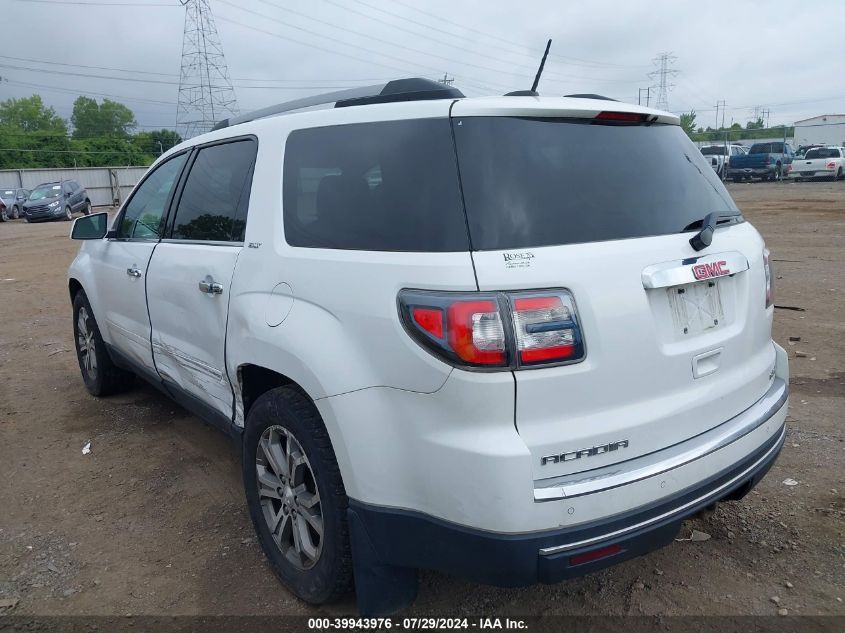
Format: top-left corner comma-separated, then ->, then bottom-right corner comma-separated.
399,289 -> 585,370
827,161 -> 837,170
763,249 -> 774,308
511,293 -> 583,365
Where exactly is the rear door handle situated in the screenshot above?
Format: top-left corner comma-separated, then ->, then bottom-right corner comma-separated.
198,277 -> 224,295
126,267 -> 142,278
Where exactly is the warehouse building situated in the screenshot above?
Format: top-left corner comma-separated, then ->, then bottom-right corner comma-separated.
793,114 -> 845,148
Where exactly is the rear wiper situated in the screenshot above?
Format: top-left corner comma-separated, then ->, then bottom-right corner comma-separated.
687,212 -> 718,251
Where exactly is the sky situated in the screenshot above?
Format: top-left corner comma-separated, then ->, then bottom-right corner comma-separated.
1,0 -> 843,135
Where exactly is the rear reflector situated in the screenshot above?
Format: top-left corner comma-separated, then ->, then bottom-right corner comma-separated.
594,111 -> 649,123
568,543 -> 623,567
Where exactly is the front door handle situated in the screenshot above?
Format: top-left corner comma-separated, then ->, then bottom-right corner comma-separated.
126,267 -> 142,278
198,277 -> 224,295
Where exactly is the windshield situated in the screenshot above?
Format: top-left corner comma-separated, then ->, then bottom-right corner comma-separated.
29,185 -> 61,200
805,148 -> 840,159
453,118 -> 740,250
700,146 -> 727,156
2,190 -> 16,197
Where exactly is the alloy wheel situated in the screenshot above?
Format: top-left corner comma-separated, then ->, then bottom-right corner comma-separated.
76,307 -> 98,381
256,425 -> 323,570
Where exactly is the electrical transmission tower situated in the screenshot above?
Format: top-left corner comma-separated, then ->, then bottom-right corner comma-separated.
176,0 -> 239,139
648,53 -> 677,111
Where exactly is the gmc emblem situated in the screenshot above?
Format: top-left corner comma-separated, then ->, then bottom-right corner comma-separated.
541,440 -> 629,466
692,260 -> 730,281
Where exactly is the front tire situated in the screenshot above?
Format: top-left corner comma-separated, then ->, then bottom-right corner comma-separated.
72,291 -> 135,396
12,206 -> 20,220
243,387 -> 353,605
0,208 -> 7,222
64,206 -> 73,221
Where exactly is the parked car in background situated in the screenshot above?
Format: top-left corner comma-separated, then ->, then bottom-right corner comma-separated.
727,141 -> 795,182
700,144 -> 747,179
67,80 -> 788,616
22,180 -> 91,222
792,147 -> 845,180
0,188 -> 30,221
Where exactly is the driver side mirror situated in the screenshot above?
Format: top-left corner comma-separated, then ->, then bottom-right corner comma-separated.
71,212 -> 110,240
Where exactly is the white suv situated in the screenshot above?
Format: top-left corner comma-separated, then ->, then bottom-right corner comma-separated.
67,78 -> 789,615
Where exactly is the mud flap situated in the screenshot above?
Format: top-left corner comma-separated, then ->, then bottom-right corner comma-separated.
348,506 -> 418,616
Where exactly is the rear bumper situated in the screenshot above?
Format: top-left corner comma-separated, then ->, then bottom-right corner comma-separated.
728,166 -> 776,177
349,419 -> 785,588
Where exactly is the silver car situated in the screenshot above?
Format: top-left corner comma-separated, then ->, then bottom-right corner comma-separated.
0,188 -> 30,221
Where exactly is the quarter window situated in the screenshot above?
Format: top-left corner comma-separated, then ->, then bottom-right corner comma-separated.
282,119 -> 469,251
118,152 -> 188,240
170,139 -> 256,242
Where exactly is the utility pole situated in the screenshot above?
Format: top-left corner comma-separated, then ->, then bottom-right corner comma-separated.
648,52 -> 677,111
762,108 -> 771,129
438,73 -> 455,86
176,0 -> 239,139
638,87 -> 650,106
715,100 -> 726,129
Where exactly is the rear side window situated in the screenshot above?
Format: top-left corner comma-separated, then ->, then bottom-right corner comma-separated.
283,119 -> 468,251
453,118 -> 740,251
171,139 -> 256,242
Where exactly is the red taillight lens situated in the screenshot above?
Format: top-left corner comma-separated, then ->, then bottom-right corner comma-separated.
398,289 -> 585,370
827,161 -> 836,170
412,307 -> 443,339
763,248 -> 774,308
511,294 -> 583,365
447,300 -> 506,365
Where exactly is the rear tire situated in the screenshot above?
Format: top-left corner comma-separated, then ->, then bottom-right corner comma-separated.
12,206 -> 20,219
243,386 -> 353,605
836,167 -> 843,181
0,208 -> 7,222
83,200 -> 92,215
72,290 -> 135,396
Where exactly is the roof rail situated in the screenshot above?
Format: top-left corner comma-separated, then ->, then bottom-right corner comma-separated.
213,78 -> 464,131
563,93 -> 618,101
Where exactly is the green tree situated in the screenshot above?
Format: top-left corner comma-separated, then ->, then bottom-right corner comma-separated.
71,96 -> 137,138
680,110 -> 697,138
0,95 -> 67,133
132,129 -> 183,156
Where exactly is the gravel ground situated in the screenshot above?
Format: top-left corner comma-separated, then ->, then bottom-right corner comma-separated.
0,180 -> 843,619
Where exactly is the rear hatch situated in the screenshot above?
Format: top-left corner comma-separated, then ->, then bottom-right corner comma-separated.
450,99 -> 776,482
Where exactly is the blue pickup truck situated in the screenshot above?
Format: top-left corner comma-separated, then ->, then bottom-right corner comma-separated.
727,141 -> 794,182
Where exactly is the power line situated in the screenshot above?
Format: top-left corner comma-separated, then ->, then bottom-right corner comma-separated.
12,0 -> 177,5
357,0 -> 648,70
217,1 -> 514,92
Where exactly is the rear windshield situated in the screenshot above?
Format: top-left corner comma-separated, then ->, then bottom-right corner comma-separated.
805,148 -> 840,159
700,146 -> 727,155
282,119 -> 468,251
453,118 -> 740,251
749,142 -> 785,154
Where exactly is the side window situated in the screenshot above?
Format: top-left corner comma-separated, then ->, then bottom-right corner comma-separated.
118,152 -> 188,240
170,139 -> 256,242
282,119 -> 468,252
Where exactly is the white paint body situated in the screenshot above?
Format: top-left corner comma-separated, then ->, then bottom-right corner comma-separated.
792,147 -> 845,179
68,95 -> 787,536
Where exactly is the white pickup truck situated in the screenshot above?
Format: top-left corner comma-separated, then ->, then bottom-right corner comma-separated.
792,146 -> 845,180
700,144 -> 747,179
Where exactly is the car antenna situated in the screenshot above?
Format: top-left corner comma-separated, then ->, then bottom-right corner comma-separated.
505,39 -> 552,97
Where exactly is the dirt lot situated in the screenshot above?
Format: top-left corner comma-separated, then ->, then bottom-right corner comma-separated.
0,181 -> 843,619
